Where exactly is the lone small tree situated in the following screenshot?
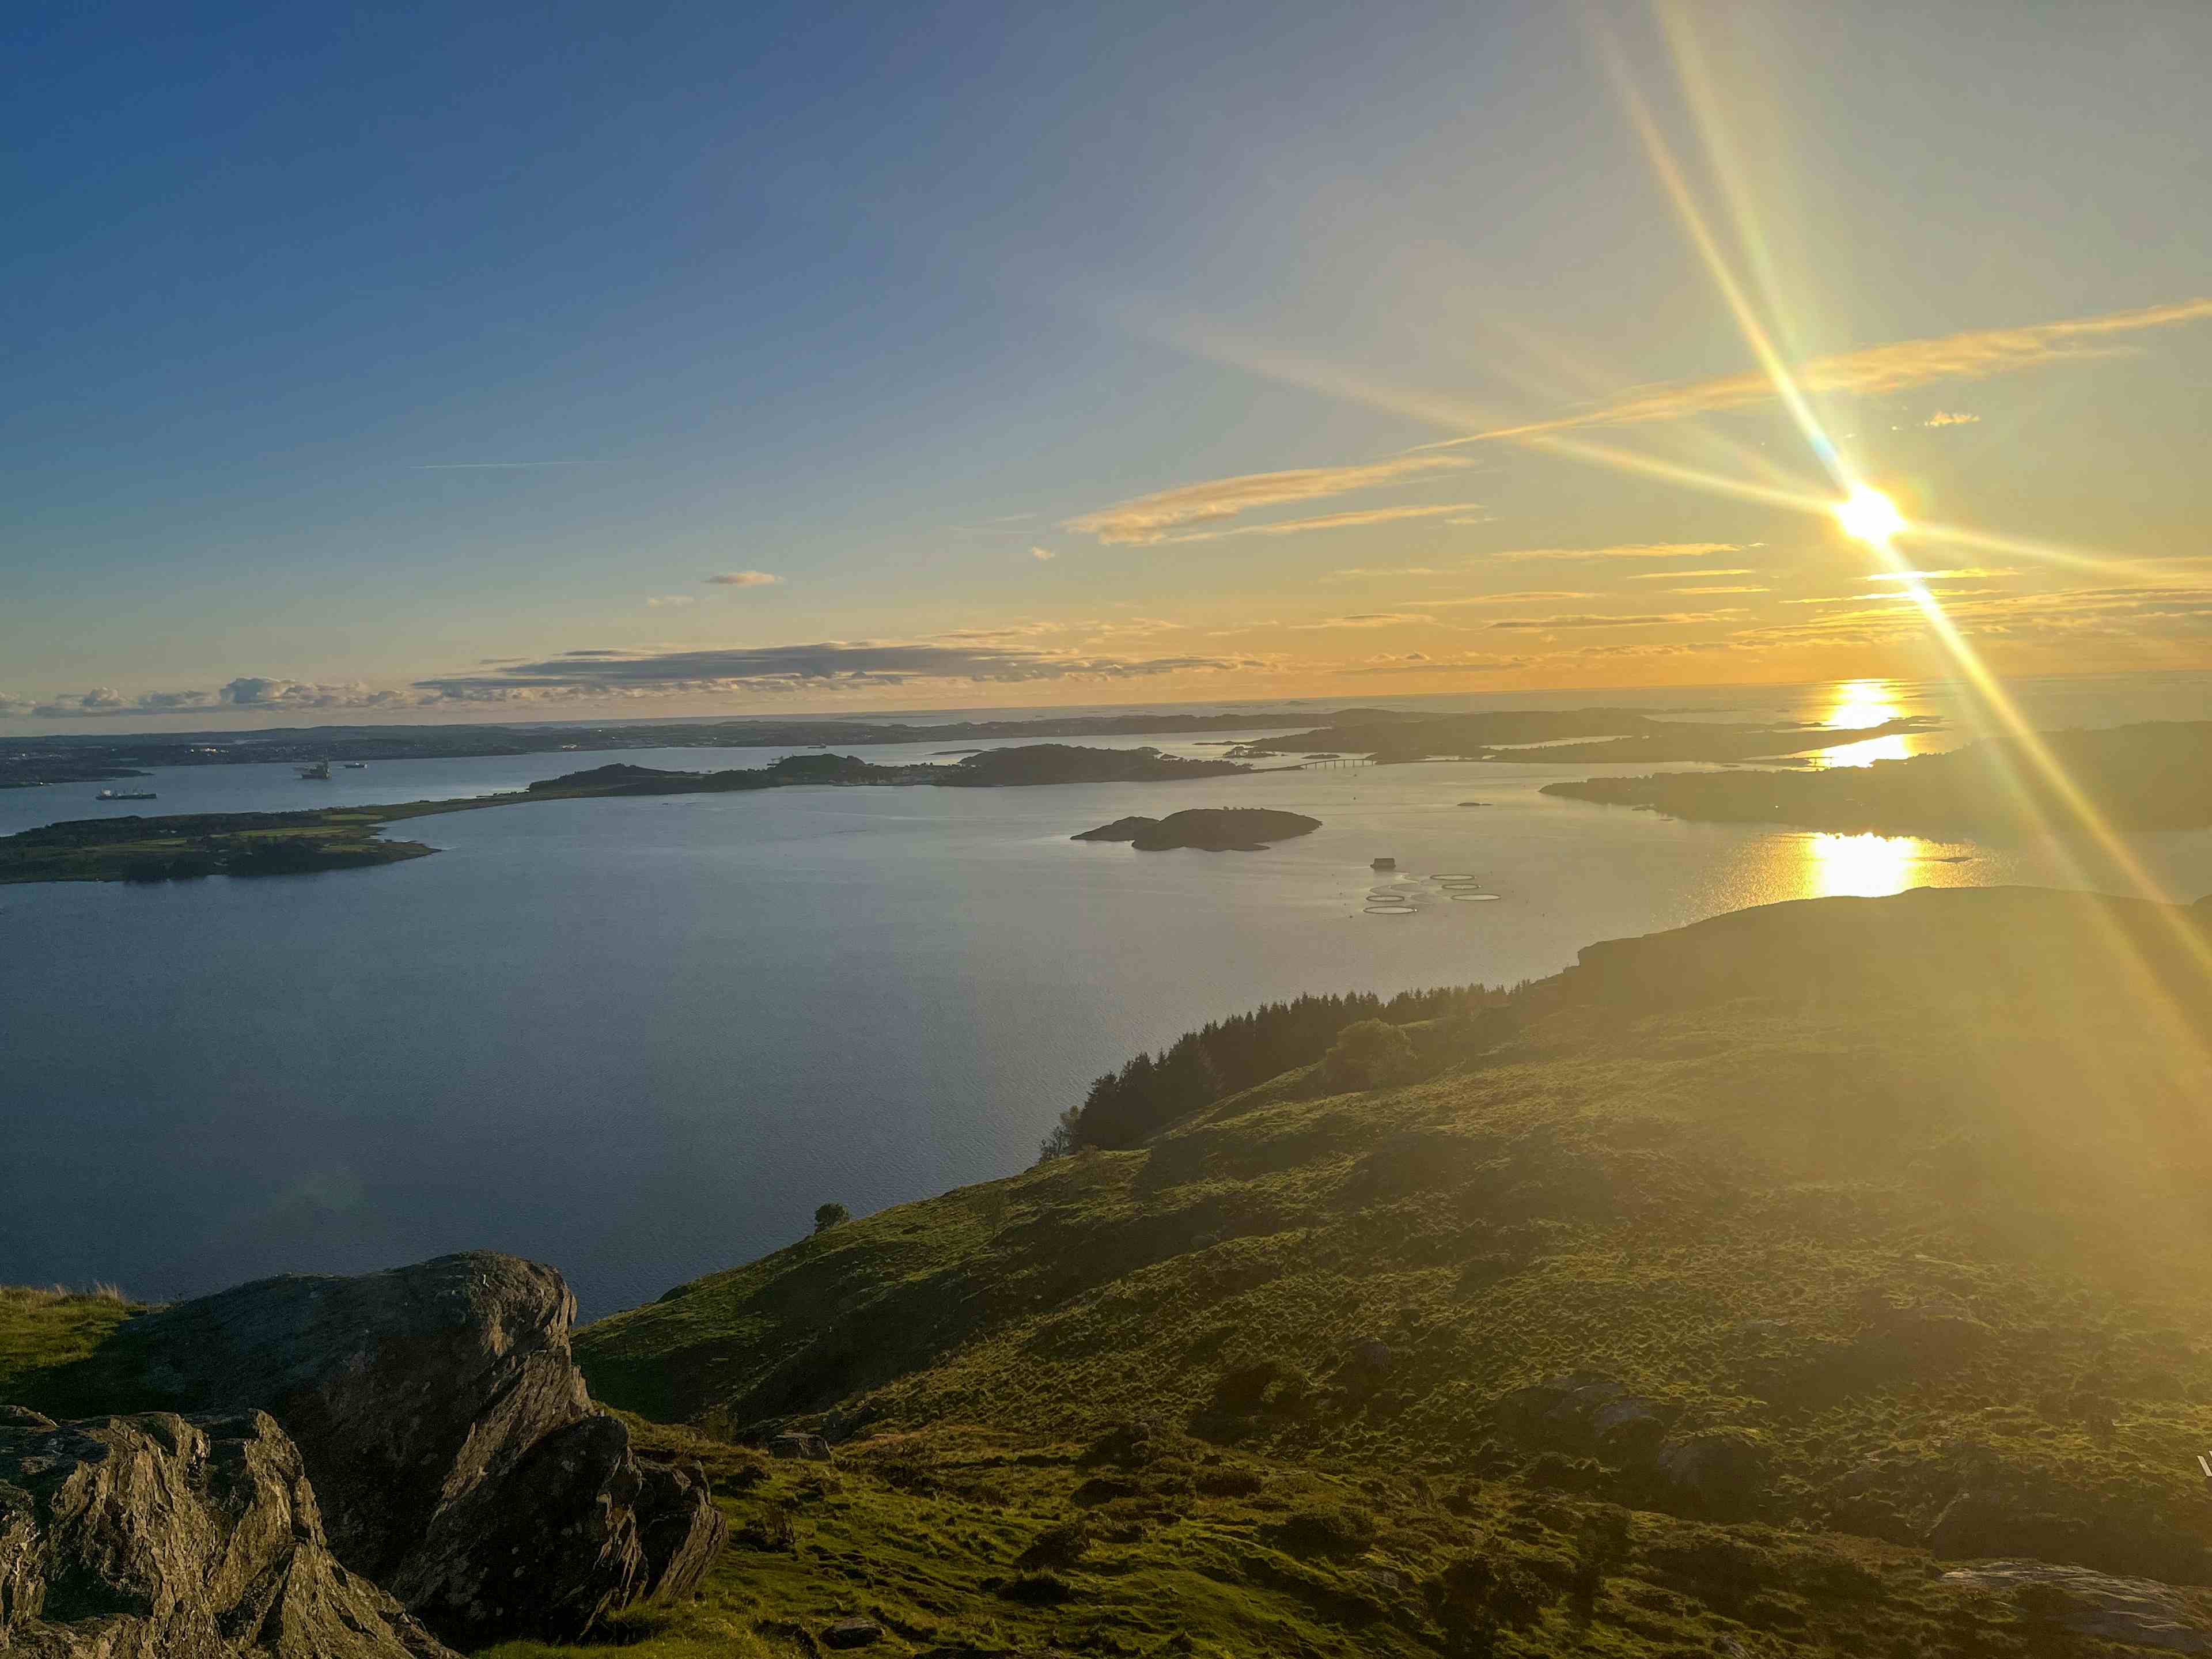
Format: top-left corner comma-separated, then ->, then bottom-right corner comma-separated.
813,1202 -> 850,1233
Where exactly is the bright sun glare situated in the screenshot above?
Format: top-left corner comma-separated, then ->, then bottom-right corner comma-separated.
1834,483 -> 1905,546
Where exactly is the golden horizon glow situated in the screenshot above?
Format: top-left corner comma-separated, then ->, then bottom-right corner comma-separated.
1834,484 -> 1906,547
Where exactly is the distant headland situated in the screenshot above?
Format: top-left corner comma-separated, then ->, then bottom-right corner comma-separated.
1543,721 -> 2212,838
0,744 -> 1264,884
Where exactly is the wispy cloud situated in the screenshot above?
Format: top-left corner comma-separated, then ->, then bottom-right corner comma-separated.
646,594 -> 697,608
1328,564 -> 1457,579
1290,612 -> 1435,630
1347,652 -> 1538,676
1923,411 -> 1982,427
413,460 -> 590,471
1489,610 -> 1745,630
1063,454 -> 1475,545
1864,567 -> 2017,582
1623,566 -> 1758,579
1432,590 -> 1598,605
1434,297 -> 2212,449
704,571 -> 782,588
1665,584 -> 1770,594
1030,546 -> 1056,560
1493,541 -> 1749,562
1131,499 -> 1488,548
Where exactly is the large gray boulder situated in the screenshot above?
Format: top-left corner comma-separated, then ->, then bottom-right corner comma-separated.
0,1409 -> 454,1658
115,1252 -> 725,1647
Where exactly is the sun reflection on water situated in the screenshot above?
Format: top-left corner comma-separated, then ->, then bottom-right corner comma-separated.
1807,831 -> 1922,898
1817,679 -> 1909,767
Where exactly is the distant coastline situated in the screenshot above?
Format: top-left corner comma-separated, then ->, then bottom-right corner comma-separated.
0,744 -> 1265,885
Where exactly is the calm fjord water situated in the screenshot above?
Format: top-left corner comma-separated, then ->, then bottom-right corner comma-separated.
5,676 -> 2210,1319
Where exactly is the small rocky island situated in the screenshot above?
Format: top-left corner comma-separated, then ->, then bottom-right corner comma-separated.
1073,807 -> 1321,851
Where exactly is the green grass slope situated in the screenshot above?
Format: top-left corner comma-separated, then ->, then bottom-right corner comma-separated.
568,887 -> 2212,1652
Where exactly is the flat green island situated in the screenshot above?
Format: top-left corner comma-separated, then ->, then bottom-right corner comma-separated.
0,806 -> 446,885
0,744 -> 1262,885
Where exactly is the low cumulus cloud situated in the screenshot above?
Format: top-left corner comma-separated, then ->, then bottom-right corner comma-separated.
1063,454 -> 1474,545
412,641 -> 1257,701
14,641 -> 1261,722
704,571 -> 781,587
17,677 -> 426,720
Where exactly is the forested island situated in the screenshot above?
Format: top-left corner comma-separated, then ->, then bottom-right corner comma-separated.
1544,720 -> 2212,836
1072,806 -> 1321,851
0,744 -> 1258,884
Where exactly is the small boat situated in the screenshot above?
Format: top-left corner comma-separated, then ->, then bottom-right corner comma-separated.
342,762 -> 366,769
97,789 -> 157,801
297,760 -> 332,780
1371,856 -> 1397,870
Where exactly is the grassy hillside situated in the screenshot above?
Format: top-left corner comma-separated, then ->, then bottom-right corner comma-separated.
571,886 -> 2212,1653
13,887 -> 2212,1655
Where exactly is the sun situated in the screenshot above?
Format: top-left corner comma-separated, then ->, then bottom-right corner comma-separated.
1834,483 -> 1905,546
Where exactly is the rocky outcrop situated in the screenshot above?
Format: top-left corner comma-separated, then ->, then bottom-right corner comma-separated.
1943,1560 -> 2212,1653
0,1410 -> 453,1658
115,1252 -> 725,1647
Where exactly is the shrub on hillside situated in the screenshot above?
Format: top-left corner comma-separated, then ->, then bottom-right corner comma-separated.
812,1202 -> 850,1233
1016,1520 -> 1089,1571
1267,1502 -> 1377,1558
1323,1020 -> 1419,1091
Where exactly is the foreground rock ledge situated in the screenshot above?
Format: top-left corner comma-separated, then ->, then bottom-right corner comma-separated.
0,1408 -> 455,1658
114,1251 -> 725,1647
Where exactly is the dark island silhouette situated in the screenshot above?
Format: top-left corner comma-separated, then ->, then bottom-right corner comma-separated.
1073,807 -> 1321,851
2,703 -> 1940,789
1543,720 -> 2212,837
0,744 -> 1262,884
1236,707 -> 1941,766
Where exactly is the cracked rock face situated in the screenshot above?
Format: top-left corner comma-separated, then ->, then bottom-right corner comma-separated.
0,1410 -> 454,1659
116,1252 -> 726,1647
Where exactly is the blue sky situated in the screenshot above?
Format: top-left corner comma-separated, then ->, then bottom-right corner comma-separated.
7,1 -> 2211,729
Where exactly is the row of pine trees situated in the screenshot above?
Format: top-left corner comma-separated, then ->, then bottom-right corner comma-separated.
1037,983 -> 1495,1158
